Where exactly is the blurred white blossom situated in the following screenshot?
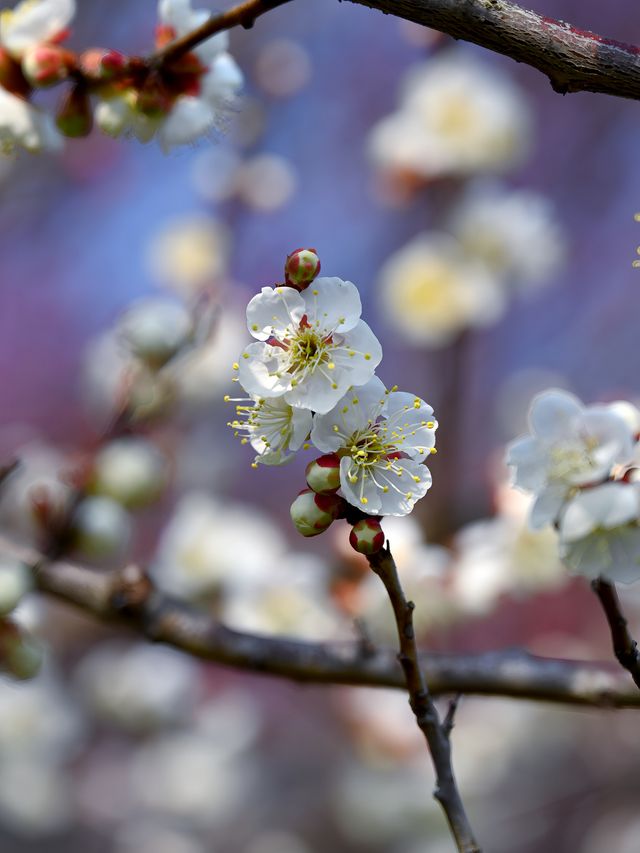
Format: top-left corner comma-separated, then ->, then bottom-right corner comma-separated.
369,48 -> 530,180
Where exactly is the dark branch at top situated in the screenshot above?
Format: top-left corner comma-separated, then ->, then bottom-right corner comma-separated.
347,0 -> 640,101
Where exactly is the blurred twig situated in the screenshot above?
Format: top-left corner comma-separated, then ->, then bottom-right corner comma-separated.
592,578 -> 640,690
368,545 -> 480,853
2,535 -> 640,707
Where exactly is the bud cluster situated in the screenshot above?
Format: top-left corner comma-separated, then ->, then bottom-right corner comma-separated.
0,0 -> 244,154
227,248 -> 438,555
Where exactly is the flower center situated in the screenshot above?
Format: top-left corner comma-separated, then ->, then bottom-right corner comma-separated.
549,437 -> 599,482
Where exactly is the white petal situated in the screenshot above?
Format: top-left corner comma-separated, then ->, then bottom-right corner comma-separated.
580,408 -> 635,475
311,376 -> 387,450
0,89 -> 62,153
157,96 -> 214,150
289,407 -> 313,450
202,53 -> 243,103
528,389 -> 583,442
1,0 -> 74,55
339,456 -> 382,514
561,526 -> 640,584
559,482 -> 640,543
236,342 -> 290,398
529,485 -> 567,529
505,435 -> 546,492
246,286 -> 304,340
383,390 -> 437,461
284,361 -> 352,413
330,321 -> 382,386
301,277 -> 362,333
371,457 -> 432,516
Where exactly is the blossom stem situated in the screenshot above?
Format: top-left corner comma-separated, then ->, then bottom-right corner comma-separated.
592,578 -> 640,690
367,544 -> 481,853
154,0 -> 294,66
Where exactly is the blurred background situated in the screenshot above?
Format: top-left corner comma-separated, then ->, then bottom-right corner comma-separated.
1,0 -> 640,850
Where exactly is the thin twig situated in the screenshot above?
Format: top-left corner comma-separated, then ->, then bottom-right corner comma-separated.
592,578 -> 640,690
154,0 -> 293,66
442,694 -> 461,739
368,545 -> 480,853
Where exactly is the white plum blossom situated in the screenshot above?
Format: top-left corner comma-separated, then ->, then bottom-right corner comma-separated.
311,376 -> 437,515
0,0 -> 74,58
377,234 -> 507,346
558,481 -> 640,584
506,389 -> 635,529
0,86 -> 62,153
450,183 -> 566,288
369,48 -> 531,180
226,393 -> 312,466
95,0 -> 243,150
237,279 -> 382,414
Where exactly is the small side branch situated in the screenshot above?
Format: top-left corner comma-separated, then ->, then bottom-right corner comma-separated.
592,578 -> 640,690
368,546 -> 480,853
154,0 -> 293,66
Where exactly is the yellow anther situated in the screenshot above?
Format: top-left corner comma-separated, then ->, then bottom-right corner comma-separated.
332,382 -> 338,389
391,385 -> 398,392
291,379 -> 298,387
241,438 -> 248,445
361,497 -> 368,505
251,324 -> 258,331
342,406 -> 349,413
327,362 -> 335,370
303,443 -> 311,450
348,351 -> 355,358
232,362 -> 239,370
223,395 -> 231,402
333,425 -> 340,432
412,476 -> 420,483
364,353 -> 371,361
430,447 -> 437,454
251,462 -> 258,468
413,401 -> 421,409
242,353 -> 250,359
352,397 -> 359,405
382,486 -> 389,493
312,289 -> 319,295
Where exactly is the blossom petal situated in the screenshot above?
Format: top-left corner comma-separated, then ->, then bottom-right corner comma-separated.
156,96 -> 214,151
1,0 -> 75,55
559,482 -> 640,543
330,321 -> 382,386
370,457 -> 432,516
505,435 -> 546,492
311,377 -> 387,451
202,53 -> 243,104
289,407 -> 313,451
561,527 -> 640,584
529,484 -> 567,529
383,390 -> 437,461
339,456 -> 382,515
302,278 -> 362,334
283,360 -> 352,413
236,342 -> 290,398
246,286 -> 304,340
528,389 -> 583,442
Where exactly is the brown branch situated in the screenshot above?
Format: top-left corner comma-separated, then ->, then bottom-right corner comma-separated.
347,0 -> 640,102
2,535 -> 640,708
592,578 -> 640,690
368,546 -> 480,853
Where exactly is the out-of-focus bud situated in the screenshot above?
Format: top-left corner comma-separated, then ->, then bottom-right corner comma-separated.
135,83 -> 171,119
71,496 -> 132,559
91,438 -> 168,509
305,453 -> 341,494
56,84 -> 92,137
118,298 -> 193,369
0,46 -> 30,96
94,91 -> 134,137
284,248 -> 321,291
290,488 -> 345,537
21,44 -> 74,88
349,518 -> 385,555
78,48 -> 127,81
0,620 -> 44,680
0,560 -> 32,617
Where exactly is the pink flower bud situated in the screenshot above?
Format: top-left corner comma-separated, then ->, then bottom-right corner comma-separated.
56,84 -> 92,138
284,248 -> 321,291
349,518 -> 385,555
305,453 -> 341,494
290,488 -> 345,537
21,44 -> 74,88
0,47 -> 30,96
79,48 -> 127,81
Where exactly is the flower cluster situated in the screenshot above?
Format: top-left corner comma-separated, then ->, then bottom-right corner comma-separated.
506,389 -> 640,584
0,0 -> 243,154
227,249 -> 438,550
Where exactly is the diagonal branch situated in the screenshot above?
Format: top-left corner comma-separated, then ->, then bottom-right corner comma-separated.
592,578 -> 640,690
347,0 -> 640,101
368,545 -> 480,853
2,535 -> 640,708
